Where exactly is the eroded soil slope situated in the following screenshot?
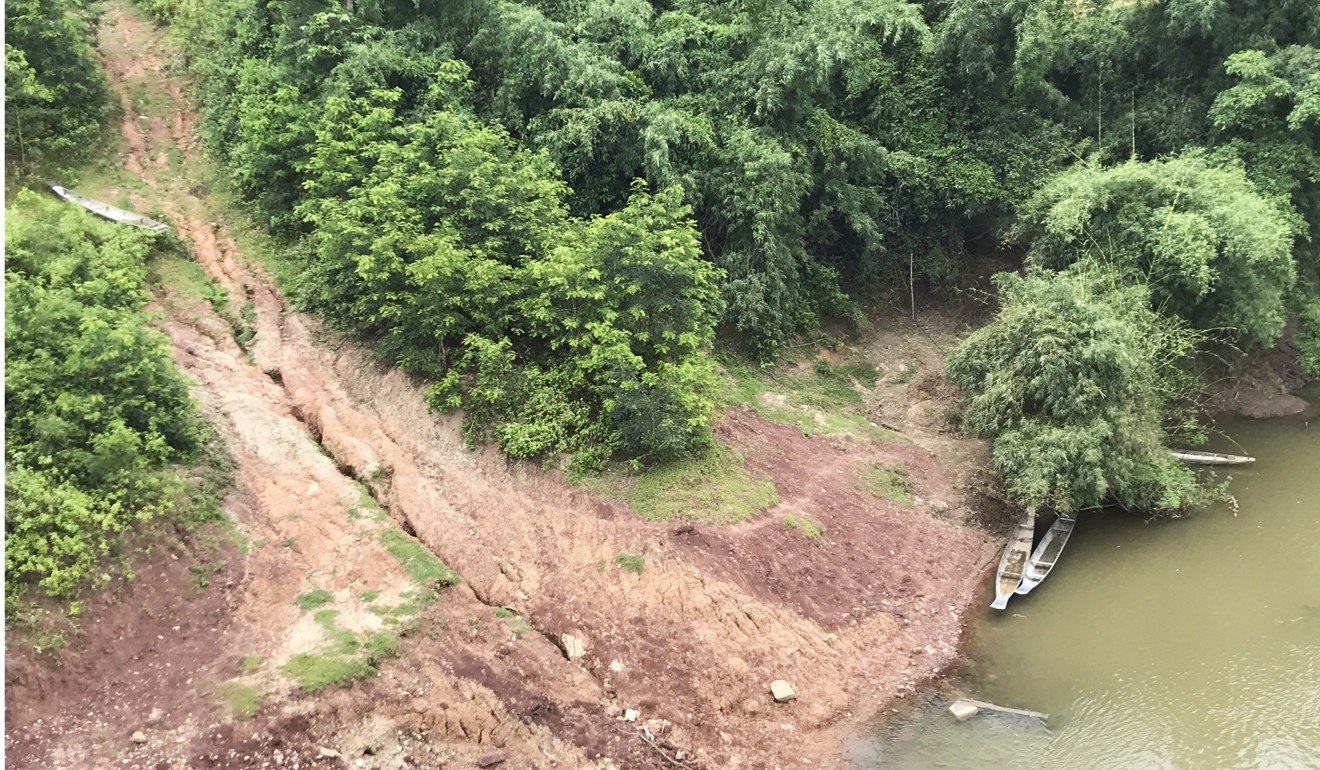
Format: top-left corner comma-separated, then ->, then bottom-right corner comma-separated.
4,5 -> 997,768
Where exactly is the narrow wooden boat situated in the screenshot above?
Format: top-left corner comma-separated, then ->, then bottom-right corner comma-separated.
49,184 -> 170,233
990,508 -> 1036,610
1015,514 -> 1076,595
1171,450 -> 1255,466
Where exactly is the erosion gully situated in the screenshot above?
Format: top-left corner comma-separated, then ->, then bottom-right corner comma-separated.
852,387 -> 1320,768
7,3 -> 1003,768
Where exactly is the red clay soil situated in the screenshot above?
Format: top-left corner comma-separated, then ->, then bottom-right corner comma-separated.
3,5 -> 999,769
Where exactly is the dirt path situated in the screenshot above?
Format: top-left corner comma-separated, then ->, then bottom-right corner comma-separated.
5,5 -> 997,768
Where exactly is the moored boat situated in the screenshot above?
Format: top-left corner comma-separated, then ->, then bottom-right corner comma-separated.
1171,450 -> 1255,466
1015,514 -> 1076,595
49,183 -> 170,233
991,508 -> 1036,610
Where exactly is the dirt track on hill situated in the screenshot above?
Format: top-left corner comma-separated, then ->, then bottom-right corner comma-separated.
4,5 -> 998,768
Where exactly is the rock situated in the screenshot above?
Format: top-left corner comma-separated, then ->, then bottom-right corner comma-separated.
317,747 -> 341,759
131,731 -> 147,744
770,680 -> 797,703
477,751 -> 507,767
412,697 -> 428,714
622,709 -> 639,722
561,634 -> 586,661
146,707 -> 165,726
948,701 -> 979,721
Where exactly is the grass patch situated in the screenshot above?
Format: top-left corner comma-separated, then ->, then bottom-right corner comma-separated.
380,529 -> 459,588
364,630 -> 399,662
628,442 -> 778,524
360,588 -> 381,603
493,607 -> 533,639
783,513 -> 826,540
721,355 -> 899,441
349,484 -> 387,521
860,461 -> 912,505
614,552 -> 645,574
215,680 -> 262,720
887,364 -> 919,385
283,652 -> 373,693
149,252 -> 230,315
238,653 -> 264,672
293,588 -> 333,610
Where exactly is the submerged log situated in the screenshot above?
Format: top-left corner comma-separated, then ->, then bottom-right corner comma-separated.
950,697 -> 1047,722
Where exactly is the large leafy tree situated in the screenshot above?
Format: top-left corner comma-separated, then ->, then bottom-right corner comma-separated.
4,0 -> 110,175
1012,155 -> 1299,349
947,266 -> 1205,514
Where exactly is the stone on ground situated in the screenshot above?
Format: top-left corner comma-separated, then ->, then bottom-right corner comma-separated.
561,633 -> 586,661
948,700 -> 979,721
770,680 -> 797,702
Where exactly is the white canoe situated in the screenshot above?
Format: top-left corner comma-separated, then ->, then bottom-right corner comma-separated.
1015,514 -> 1076,595
50,184 -> 170,233
991,508 -> 1036,610
1171,450 -> 1255,466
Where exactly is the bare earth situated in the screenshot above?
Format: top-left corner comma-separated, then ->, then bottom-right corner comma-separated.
4,5 -> 999,769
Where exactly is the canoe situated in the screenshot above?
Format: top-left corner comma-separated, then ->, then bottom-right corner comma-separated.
1171,450 -> 1255,466
990,508 -> 1036,610
49,184 -> 170,233
1014,514 -> 1076,595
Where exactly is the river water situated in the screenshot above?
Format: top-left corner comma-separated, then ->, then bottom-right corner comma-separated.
852,386 -> 1320,769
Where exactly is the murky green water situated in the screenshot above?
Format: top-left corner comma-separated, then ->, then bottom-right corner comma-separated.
853,387 -> 1320,769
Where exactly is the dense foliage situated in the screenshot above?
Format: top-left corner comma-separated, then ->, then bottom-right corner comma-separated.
157,0 -> 1319,503
1013,155 -> 1298,348
4,0 -> 110,175
947,267 -> 1204,513
168,0 -> 726,466
5,194 -> 205,602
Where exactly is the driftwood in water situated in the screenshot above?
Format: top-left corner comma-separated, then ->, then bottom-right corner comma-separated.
951,697 -> 1048,722
1171,450 -> 1255,466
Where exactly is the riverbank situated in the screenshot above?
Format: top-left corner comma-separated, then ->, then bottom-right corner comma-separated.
3,4 -> 1000,768
852,390 -> 1320,768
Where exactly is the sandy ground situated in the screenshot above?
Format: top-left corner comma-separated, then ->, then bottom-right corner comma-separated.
4,5 -> 1001,768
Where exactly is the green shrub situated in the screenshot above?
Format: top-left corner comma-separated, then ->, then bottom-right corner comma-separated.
947,266 -> 1208,514
5,0 -> 110,176
1014,155 -> 1298,349
5,194 -> 205,605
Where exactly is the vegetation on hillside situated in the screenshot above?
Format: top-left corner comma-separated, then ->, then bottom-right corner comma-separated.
4,0 -> 110,176
4,194 -> 212,604
9,0 -> 1319,519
